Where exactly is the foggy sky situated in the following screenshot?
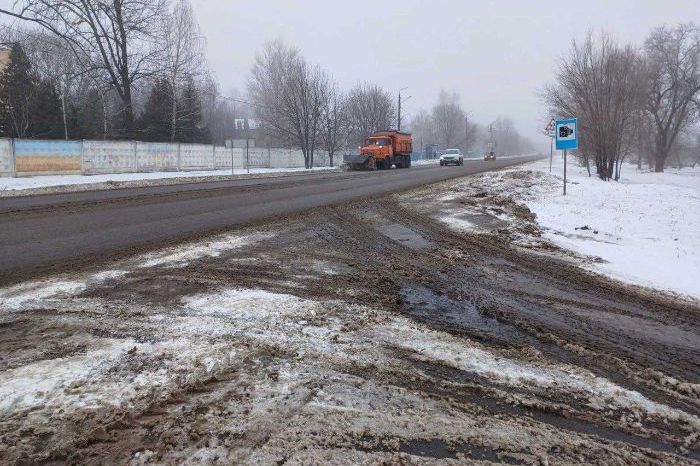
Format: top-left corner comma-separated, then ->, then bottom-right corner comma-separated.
1,0 -> 698,148
191,0 -> 699,148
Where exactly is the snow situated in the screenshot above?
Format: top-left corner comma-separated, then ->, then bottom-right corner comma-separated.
384,319 -> 700,425
527,157 -> 700,300
0,280 -> 87,311
136,232 -> 273,268
0,166 -> 338,191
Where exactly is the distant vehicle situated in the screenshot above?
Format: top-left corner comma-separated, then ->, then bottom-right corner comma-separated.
346,131 -> 413,170
484,151 -> 497,161
439,149 -> 464,166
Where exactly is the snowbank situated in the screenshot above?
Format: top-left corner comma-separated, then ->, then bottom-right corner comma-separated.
529,157 -> 700,300
0,166 -> 338,192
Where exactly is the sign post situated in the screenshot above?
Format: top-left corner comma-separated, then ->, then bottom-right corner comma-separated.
555,118 -> 578,196
545,118 -> 555,173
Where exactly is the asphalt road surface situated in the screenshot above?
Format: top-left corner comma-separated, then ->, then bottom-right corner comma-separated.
0,156 -> 541,282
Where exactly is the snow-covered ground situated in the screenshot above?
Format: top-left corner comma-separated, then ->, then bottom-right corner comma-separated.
528,157 -> 699,300
0,166 -> 338,192
425,156 -> 700,300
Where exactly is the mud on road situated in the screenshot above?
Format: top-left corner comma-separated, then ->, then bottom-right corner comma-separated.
0,169 -> 699,465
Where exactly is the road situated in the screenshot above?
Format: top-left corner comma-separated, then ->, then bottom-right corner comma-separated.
0,156 -> 540,282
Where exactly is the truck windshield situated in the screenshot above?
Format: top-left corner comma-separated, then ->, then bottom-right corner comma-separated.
365,139 -> 390,146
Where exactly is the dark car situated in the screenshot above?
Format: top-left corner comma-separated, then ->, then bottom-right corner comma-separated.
484,151 -> 496,161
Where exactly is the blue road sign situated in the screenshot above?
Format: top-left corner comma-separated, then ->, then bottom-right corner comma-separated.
555,118 -> 578,150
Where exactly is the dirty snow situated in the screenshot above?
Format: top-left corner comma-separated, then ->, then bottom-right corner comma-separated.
0,280 -> 87,311
136,232 -> 273,268
0,167 -> 338,192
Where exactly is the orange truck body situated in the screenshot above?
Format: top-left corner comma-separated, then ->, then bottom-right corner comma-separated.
349,131 -> 413,170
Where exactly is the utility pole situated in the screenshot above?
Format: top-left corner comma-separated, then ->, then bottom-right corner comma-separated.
397,87 -> 410,131
398,91 -> 402,131
465,114 -> 469,155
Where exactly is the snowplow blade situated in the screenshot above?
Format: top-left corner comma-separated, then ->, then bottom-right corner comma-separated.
344,154 -> 375,170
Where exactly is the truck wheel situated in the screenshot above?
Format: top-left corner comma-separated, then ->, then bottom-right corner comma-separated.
367,157 -> 376,170
407,157 -> 412,168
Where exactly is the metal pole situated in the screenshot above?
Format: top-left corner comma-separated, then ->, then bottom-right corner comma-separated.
397,92 -> 401,131
465,114 -> 469,154
246,137 -> 250,174
231,144 -> 234,177
549,137 -> 553,173
563,149 -> 567,196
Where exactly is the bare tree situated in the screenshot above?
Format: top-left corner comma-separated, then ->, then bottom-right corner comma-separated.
2,0 -> 167,138
248,39 -> 326,168
545,32 -> 645,180
644,23 -> 700,172
319,78 -> 346,167
432,90 -> 465,149
161,0 -> 205,142
345,82 -> 395,145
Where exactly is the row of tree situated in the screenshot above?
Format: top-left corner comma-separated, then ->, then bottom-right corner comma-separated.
248,40 -> 396,168
409,90 -> 535,156
545,23 -> 700,178
0,0 -> 216,143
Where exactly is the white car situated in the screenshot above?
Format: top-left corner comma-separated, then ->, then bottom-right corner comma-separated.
439,149 -> 464,166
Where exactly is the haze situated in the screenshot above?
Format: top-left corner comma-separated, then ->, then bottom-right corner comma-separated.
191,0 -> 700,146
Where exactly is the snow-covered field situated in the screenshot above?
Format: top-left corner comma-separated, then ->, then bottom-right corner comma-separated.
529,157 -> 699,300
425,156 -> 700,300
0,166 -> 338,192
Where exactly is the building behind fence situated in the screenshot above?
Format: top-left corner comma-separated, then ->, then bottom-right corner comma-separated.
0,138 -> 338,177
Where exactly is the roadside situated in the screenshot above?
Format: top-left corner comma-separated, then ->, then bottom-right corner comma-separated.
0,166 -> 340,198
0,159 -> 447,199
407,157 -> 700,301
0,163 -> 697,464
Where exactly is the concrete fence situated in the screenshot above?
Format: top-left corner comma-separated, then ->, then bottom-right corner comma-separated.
0,138 -> 335,177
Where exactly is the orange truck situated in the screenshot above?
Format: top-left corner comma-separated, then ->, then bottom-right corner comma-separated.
347,131 -> 413,170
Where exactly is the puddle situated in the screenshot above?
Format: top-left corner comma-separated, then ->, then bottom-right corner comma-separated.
459,213 -> 508,228
375,223 -> 432,250
400,285 -> 527,344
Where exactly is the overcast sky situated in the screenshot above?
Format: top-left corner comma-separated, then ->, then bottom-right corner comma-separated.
191,0 -> 699,147
1,0 -> 698,147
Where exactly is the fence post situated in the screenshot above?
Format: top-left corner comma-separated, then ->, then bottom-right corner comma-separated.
133,141 -> 138,173
212,144 -> 216,170
80,140 -> 85,175
177,143 -> 182,171
11,138 -> 16,178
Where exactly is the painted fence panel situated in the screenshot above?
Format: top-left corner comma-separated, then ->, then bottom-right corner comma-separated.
136,142 -> 179,172
0,139 -> 13,176
179,144 -> 214,170
15,139 -> 82,174
82,140 -> 137,174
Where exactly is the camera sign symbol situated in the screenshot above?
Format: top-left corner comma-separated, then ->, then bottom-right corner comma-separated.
555,118 -> 578,150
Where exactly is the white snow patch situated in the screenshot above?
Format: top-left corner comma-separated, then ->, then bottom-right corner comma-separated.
0,167 -> 338,191
0,280 -> 87,311
137,232 -> 272,268
182,288 -> 315,321
0,339 -> 134,413
526,158 -> 700,299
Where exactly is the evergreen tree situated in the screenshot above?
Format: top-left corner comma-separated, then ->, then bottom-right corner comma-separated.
176,79 -> 210,143
138,79 -> 173,142
29,79 -> 63,139
0,43 -> 36,137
